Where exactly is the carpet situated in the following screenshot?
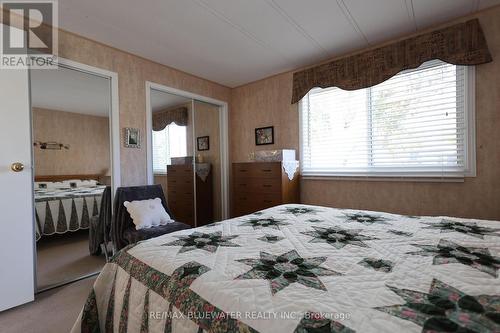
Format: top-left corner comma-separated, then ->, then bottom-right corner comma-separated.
0,276 -> 96,333
36,230 -> 105,290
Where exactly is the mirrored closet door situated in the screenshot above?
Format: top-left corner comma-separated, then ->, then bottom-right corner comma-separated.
30,64 -> 113,291
150,89 -> 224,227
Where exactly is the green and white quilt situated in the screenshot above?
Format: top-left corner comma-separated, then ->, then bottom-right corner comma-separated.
72,204 -> 500,333
34,185 -> 105,240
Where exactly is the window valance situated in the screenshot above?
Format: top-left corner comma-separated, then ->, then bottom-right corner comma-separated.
152,107 -> 188,131
291,19 -> 492,104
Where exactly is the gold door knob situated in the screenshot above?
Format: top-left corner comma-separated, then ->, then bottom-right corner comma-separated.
11,162 -> 24,172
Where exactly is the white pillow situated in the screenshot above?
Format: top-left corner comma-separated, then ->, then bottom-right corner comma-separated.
123,198 -> 172,230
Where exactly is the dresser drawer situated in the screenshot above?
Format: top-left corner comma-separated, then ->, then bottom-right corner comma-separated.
233,162 -> 281,179
167,165 -> 193,173
167,177 -> 193,188
167,182 -> 194,193
234,177 -> 281,193
168,199 -> 194,213
233,192 -> 280,207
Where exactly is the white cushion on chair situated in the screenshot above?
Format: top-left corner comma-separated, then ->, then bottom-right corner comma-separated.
123,198 -> 172,230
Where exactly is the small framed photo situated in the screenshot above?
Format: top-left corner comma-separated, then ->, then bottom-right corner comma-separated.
124,127 -> 140,148
255,126 -> 274,145
197,136 -> 210,151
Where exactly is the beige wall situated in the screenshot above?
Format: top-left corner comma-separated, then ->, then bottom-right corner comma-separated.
55,28 -> 231,186
32,108 -> 110,176
230,7 -> 500,220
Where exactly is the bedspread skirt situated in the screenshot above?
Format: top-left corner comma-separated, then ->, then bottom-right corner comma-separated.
71,248 -> 257,333
35,194 -> 102,240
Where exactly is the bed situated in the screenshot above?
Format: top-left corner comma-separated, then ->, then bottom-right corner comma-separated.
71,204 -> 500,333
34,175 -> 106,241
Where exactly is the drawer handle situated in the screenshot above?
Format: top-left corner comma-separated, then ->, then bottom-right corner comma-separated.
239,169 -> 248,172
239,197 -> 247,201
171,180 -> 177,183
239,183 -> 247,186
262,169 -> 272,172
263,200 -> 272,203
263,184 -> 272,188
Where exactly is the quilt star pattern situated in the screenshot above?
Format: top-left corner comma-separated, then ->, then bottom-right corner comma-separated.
72,204 -> 500,333
301,226 -> 377,249
236,250 -> 341,295
358,258 -> 394,273
422,219 -> 500,239
343,212 -> 389,225
162,231 -> 240,253
407,239 -> 500,277
377,279 -> 500,332
241,217 -> 290,230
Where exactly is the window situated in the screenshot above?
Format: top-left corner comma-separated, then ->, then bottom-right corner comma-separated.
300,60 -> 475,178
152,123 -> 187,173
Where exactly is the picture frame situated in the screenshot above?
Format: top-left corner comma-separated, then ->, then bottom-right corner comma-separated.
255,126 -> 274,145
124,127 -> 140,148
197,136 -> 210,151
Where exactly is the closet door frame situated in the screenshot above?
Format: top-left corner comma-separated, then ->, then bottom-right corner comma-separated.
145,81 -> 229,221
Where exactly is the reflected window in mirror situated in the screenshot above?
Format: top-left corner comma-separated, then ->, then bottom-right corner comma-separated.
152,123 -> 187,173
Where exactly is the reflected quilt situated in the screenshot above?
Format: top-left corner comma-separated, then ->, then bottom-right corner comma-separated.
34,185 -> 105,240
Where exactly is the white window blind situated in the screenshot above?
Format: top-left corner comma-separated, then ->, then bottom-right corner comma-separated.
152,123 -> 187,173
300,60 -> 475,178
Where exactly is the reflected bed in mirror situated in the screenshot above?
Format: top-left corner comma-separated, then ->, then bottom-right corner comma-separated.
30,64 -> 113,291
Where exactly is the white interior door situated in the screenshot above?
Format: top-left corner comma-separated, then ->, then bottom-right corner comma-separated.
0,52 -> 35,310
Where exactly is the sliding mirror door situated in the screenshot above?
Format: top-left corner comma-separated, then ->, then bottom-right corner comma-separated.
151,90 -> 196,226
30,65 -> 112,291
149,86 -> 227,227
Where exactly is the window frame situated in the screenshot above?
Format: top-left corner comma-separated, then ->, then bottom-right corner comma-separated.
298,63 -> 476,180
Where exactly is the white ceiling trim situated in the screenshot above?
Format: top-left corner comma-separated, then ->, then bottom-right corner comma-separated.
192,0 -> 291,63
337,0 -> 370,45
264,0 -> 329,57
473,0 -> 481,11
404,0 -> 418,32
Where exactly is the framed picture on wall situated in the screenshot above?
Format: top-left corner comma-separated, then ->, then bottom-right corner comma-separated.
124,127 -> 140,148
255,126 -> 274,145
197,136 -> 210,151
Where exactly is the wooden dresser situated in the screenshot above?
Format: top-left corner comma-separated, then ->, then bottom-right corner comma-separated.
232,162 -> 300,217
166,164 -> 213,227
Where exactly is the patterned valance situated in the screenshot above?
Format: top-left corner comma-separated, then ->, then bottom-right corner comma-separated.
291,19 -> 492,104
152,107 -> 188,131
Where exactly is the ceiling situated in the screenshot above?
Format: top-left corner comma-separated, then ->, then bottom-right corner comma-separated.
58,0 -> 500,88
31,66 -> 110,117
151,89 -> 191,112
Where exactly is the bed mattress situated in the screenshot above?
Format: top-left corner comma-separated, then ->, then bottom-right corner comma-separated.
72,204 -> 500,333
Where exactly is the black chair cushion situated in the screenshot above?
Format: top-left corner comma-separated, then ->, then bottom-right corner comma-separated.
123,222 -> 191,245
111,185 -> 192,251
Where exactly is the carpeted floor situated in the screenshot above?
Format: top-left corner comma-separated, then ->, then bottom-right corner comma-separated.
0,276 -> 96,333
36,230 -> 106,290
